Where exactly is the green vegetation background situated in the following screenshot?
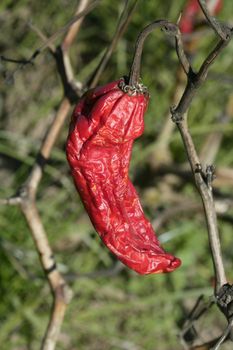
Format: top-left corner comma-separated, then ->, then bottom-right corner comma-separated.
0,1 -> 233,349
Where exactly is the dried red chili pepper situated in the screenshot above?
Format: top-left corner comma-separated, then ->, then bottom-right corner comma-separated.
179,0 -> 223,34
66,20 -> 181,274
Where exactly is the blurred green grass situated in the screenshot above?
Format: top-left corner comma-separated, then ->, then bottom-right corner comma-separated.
0,0 -> 233,349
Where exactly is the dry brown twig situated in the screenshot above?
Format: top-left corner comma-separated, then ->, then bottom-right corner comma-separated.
124,1 -> 232,349
0,1 -> 138,349
87,0 -> 139,88
1,0 -> 94,348
199,93 -> 233,166
1,0 -> 232,349
0,0 -> 101,67
150,0 -> 232,169
164,0 -> 232,348
152,197 -> 233,232
170,0 -> 232,292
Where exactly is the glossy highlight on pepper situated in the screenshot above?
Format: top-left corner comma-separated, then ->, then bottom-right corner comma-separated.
66,78 -> 181,274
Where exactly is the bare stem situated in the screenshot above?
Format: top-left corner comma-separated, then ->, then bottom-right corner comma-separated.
174,29 -> 193,76
128,20 -> 178,86
88,0 -> 139,88
0,0 -> 100,69
198,0 -> 231,40
0,0 -> 102,348
211,319 -> 233,349
20,200 -> 72,350
25,98 -> 71,198
0,0 -> 138,348
171,7 -> 232,293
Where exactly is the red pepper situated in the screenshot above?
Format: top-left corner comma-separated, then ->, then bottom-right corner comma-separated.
66,21 -> 181,274
179,0 -> 223,34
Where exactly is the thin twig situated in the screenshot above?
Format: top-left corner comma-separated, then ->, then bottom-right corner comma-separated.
175,122 -> 227,293
211,319 -> 233,350
62,0 -> 91,52
199,113 -> 230,165
61,0 -> 91,85
152,197 -> 233,232
34,0 -> 100,54
0,0 -> 101,68
1,0 -> 138,348
174,28 -> 193,76
24,98 -> 71,197
28,22 -> 55,53
128,20 -> 179,86
0,1 -> 99,349
88,0 -> 139,88
170,6 -> 233,293
19,198 -> 72,349
198,0 -> 231,40
152,201 -> 201,231
65,261 -> 124,281
150,1 -> 229,169
180,294 -> 215,343
0,196 -> 22,206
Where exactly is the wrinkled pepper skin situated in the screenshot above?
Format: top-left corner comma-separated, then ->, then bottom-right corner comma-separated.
66,79 -> 181,274
179,0 -> 223,34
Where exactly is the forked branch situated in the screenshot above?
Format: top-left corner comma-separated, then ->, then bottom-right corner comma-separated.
168,1 -> 232,348
170,4 -> 232,293
0,1 -> 136,349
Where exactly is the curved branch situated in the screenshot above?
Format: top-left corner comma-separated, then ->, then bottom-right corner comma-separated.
128,20 -> 178,86
88,0 -> 139,89
198,0 -> 231,40
170,15 -> 233,294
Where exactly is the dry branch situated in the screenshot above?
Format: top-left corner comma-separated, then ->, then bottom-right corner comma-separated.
1,1 -> 232,349
88,0 -> 139,88
0,1 -> 136,349
167,1 -> 233,348
0,1 -> 97,349
170,1 -> 232,293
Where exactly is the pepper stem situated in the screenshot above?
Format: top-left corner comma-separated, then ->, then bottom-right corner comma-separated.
128,20 -> 177,86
